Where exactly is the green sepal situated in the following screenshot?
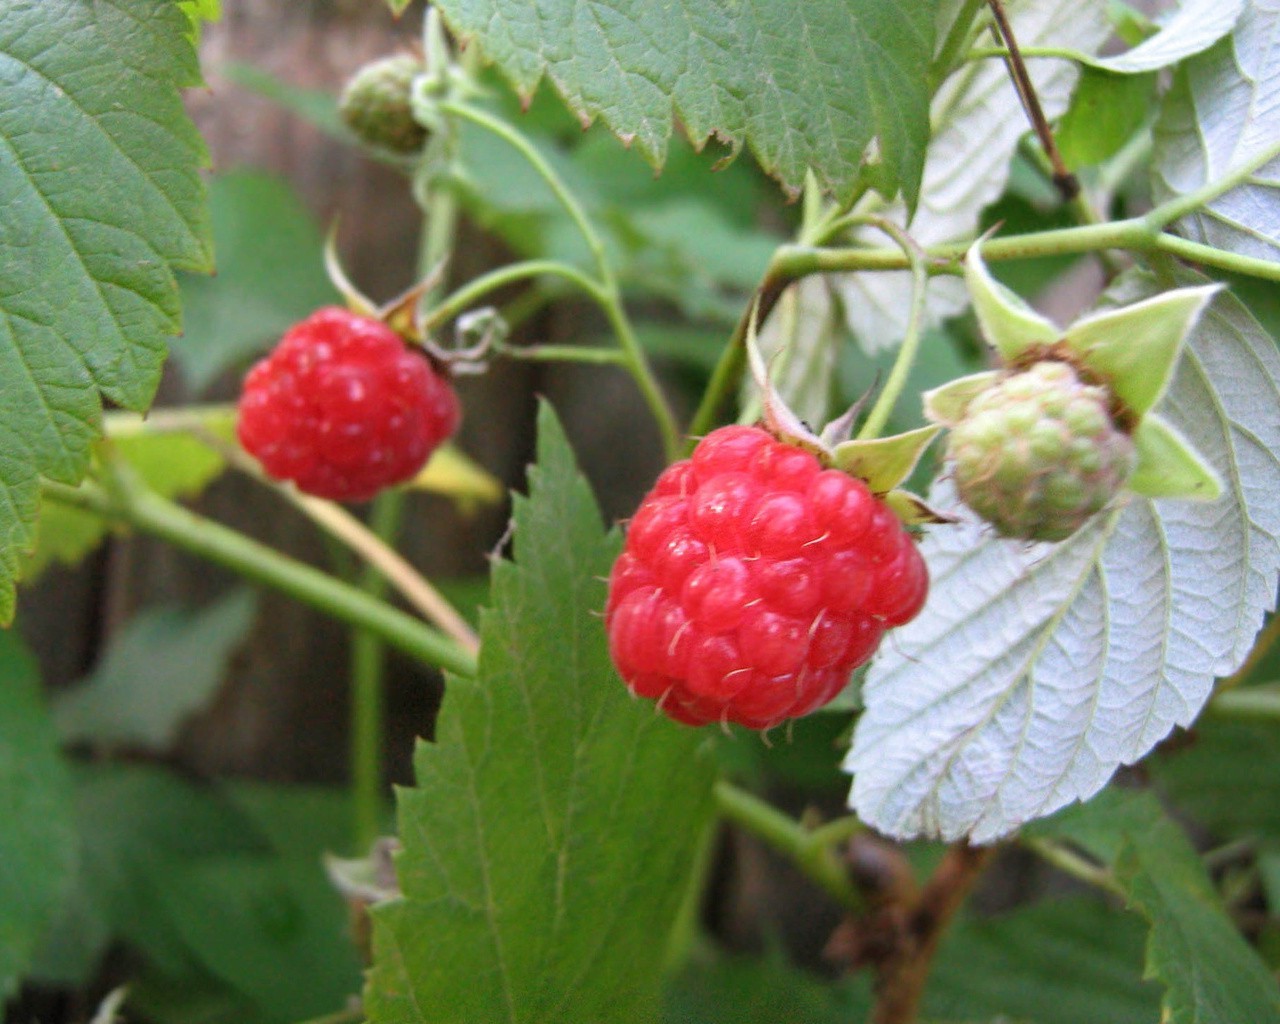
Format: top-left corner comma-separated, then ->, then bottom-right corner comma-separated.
832,425 -> 941,494
1127,413 -> 1222,501
966,246 -> 1059,361
922,371 -> 1001,426
885,488 -> 957,526
1063,284 -> 1221,416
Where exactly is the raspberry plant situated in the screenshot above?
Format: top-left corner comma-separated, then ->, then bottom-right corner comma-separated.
3,2 -> 1280,1023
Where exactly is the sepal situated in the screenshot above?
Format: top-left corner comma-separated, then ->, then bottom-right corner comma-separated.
1062,284 -> 1221,416
884,489 -> 958,526
922,371 -> 1000,426
832,425 -> 942,495
966,245 -> 1059,361
1127,413 -> 1223,501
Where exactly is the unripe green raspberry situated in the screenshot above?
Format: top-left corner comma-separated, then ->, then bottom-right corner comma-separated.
339,55 -> 427,155
948,360 -> 1135,542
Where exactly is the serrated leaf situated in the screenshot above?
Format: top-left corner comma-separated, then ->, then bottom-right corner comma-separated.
0,631 -> 77,1001
926,897 -> 1160,1023
432,0 -> 939,206
836,0 -> 1112,351
0,0 -> 211,623
1062,283 -> 1220,416
1090,0 -> 1246,73
1031,789 -> 1280,1023
1129,413 -> 1222,500
832,426 -> 941,495
365,404 -> 716,1024
846,269 -> 1280,842
1153,3 -> 1280,263
175,171 -> 335,393
54,590 -> 257,751
25,430 -> 228,581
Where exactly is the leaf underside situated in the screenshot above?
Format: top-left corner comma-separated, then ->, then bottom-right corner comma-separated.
1153,4 -> 1280,264
0,0 -> 210,622
847,270 -> 1280,843
431,0 -> 938,206
365,405 -> 716,1024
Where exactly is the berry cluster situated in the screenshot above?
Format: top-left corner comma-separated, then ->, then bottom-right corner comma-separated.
237,307 -> 460,502
605,426 -> 927,730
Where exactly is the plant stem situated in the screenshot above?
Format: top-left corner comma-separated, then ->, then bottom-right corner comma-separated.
967,44 -> 1095,64
987,0 -> 1078,202
930,0 -> 989,91
440,100 -> 681,459
1021,836 -> 1124,896
1208,685 -> 1280,722
43,479 -> 478,679
498,344 -> 629,365
713,780 -> 864,911
872,842 -> 995,1024
421,259 -> 609,332
855,220 -> 930,441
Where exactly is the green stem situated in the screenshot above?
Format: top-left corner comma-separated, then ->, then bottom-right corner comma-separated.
43,479 -> 477,679
498,343 -> 629,365
1208,685 -> 1280,722
422,259 -> 608,332
855,220 -> 930,440
1022,836 -> 1124,897
930,0 -> 989,91
713,780 -> 863,911
441,100 -> 681,459
1143,139 -> 1280,229
350,491 -> 405,850
967,45 -> 1095,64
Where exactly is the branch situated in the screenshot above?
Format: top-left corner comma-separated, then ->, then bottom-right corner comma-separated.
986,0 -> 1079,202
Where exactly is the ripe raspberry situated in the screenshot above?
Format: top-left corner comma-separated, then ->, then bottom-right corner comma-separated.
948,359 -> 1134,542
339,55 -> 428,155
237,307 -> 460,502
605,425 -> 928,730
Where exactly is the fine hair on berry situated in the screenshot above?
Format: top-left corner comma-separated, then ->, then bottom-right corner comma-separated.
237,306 -> 460,502
605,425 -> 928,730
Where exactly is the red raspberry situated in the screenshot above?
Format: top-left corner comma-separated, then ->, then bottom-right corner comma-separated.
237,307 -> 460,501
605,425 -> 928,730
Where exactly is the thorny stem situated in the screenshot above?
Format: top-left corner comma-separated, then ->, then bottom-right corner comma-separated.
713,781 -> 865,911
439,100 -> 681,459
870,842 -> 996,1024
41,477 -> 478,679
986,0 -> 1079,202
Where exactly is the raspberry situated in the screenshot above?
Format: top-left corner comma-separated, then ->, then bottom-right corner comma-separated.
339,55 -> 428,155
605,425 -> 928,730
948,360 -> 1134,541
237,307 -> 460,502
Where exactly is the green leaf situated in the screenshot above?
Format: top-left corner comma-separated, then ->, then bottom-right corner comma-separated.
433,0 -> 939,206
0,631 -> 76,1001
0,0 -> 211,623
926,897 -> 1160,1023
54,590 -> 257,751
965,246 -> 1060,361
175,171 -> 336,393
1062,283 -> 1220,417
1031,788 -> 1280,1023
1152,711 -> 1280,844
1057,68 -> 1155,169
26,428 -> 229,581
366,404 -> 717,1024
1129,413 -> 1223,501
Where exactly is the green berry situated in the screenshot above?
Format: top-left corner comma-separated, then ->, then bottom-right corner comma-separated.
339,55 -> 427,156
948,360 -> 1135,542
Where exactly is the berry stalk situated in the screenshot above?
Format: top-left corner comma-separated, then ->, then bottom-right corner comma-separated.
42,477 -> 478,680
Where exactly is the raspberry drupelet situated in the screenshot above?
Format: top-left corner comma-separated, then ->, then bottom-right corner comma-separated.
605,425 -> 928,730
237,307 -> 460,502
